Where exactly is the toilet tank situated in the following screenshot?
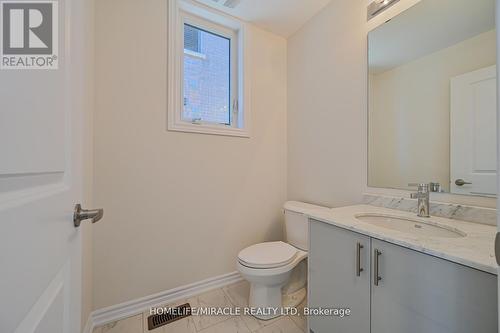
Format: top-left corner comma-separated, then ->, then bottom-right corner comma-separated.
284,201 -> 328,251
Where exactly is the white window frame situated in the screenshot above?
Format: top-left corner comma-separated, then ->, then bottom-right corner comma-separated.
167,0 -> 251,137
181,14 -> 236,126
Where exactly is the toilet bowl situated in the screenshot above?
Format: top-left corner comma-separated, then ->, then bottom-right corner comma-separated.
237,201 -> 327,320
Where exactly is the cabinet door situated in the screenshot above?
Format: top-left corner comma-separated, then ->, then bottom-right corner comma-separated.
371,239 -> 498,333
309,220 -> 371,333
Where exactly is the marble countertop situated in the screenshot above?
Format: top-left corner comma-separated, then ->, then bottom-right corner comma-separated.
300,204 -> 498,275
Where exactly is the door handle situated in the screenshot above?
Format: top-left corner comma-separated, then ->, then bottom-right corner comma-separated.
374,249 -> 382,286
73,204 -> 104,227
455,179 -> 472,186
356,242 -> 364,277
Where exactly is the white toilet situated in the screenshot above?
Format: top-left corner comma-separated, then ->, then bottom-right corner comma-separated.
237,201 -> 325,320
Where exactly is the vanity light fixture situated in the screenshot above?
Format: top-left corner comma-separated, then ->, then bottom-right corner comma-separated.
367,0 -> 400,20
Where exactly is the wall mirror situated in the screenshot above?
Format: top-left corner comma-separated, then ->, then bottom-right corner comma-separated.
368,0 -> 497,197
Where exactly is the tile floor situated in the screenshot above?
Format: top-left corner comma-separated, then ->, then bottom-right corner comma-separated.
93,280 -> 307,333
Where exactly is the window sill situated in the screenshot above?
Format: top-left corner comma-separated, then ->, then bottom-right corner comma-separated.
168,121 -> 250,138
184,49 -> 207,60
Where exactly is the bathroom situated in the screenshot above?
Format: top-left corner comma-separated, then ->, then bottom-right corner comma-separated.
0,0 -> 498,332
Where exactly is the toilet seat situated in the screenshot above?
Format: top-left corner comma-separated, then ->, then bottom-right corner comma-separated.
237,250 -> 308,278
238,241 -> 298,269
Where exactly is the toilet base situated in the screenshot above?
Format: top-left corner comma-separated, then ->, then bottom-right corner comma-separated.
248,282 -> 286,320
246,261 -> 307,320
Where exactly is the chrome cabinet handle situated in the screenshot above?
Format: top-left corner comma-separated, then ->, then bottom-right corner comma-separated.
356,242 -> 364,277
455,179 -> 472,186
495,233 -> 500,266
374,249 -> 382,286
73,204 -> 104,227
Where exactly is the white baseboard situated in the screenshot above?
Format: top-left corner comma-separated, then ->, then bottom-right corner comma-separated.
86,271 -> 242,329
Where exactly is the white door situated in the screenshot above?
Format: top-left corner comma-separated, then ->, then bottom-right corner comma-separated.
451,65 -> 497,196
0,0 -> 91,332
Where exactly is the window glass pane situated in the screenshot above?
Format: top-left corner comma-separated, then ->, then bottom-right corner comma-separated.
183,24 -> 231,125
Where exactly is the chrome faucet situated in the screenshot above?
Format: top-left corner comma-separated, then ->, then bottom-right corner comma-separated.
409,183 -> 430,218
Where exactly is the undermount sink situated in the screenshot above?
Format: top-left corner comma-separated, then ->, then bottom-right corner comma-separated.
355,214 -> 467,239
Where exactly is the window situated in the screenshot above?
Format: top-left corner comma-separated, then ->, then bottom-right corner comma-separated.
168,0 -> 250,137
183,24 -> 231,125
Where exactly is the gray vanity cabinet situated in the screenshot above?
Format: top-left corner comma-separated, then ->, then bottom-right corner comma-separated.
371,239 -> 497,333
309,219 -> 498,333
309,220 -> 371,333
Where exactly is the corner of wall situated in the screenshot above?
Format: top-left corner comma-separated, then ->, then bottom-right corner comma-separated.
286,0 -> 367,208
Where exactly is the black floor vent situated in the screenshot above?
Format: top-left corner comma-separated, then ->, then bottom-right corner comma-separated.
147,303 -> 192,331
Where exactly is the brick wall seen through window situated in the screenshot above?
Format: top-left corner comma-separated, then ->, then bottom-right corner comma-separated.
183,24 -> 231,125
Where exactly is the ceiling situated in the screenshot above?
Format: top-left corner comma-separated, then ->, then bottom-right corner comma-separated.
369,0 -> 496,74
194,0 -> 333,38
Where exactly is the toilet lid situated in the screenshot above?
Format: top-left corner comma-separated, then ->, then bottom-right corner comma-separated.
238,241 -> 297,269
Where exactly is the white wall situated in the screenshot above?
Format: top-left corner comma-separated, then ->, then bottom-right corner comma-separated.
93,0 -> 287,310
287,0 -> 367,207
369,30 -> 496,191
